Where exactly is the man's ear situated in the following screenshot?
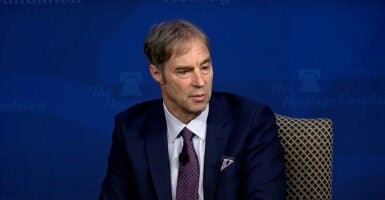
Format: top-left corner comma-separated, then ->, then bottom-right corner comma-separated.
149,64 -> 164,85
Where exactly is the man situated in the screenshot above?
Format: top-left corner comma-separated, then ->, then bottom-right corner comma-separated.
100,20 -> 286,200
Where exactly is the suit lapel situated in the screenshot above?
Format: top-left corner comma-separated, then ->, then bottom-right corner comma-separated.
144,102 -> 172,200
204,94 -> 232,200
143,95 -> 232,200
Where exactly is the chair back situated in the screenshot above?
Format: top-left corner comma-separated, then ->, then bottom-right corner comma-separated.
275,114 -> 333,200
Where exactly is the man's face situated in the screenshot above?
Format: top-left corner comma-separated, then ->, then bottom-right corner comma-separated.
150,39 -> 213,123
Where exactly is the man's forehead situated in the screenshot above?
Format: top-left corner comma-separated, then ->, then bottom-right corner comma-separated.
171,38 -> 209,58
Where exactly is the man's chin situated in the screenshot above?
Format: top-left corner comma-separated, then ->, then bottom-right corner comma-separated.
189,103 -> 208,113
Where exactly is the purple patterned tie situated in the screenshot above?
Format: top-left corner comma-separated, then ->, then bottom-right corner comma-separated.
176,127 -> 200,200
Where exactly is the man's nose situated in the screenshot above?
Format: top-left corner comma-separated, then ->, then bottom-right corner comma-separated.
191,70 -> 205,87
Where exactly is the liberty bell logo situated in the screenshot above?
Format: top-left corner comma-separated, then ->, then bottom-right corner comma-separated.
299,69 -> 321,93
120,72 -> 143,97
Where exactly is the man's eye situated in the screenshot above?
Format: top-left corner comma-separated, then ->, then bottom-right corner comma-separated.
177,70 -> 188,75
201,66 -> 211,74
176,70 -> 191,78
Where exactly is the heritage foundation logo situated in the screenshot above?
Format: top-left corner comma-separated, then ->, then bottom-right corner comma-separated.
269,68 -> 385,108
89,72 -> 144,111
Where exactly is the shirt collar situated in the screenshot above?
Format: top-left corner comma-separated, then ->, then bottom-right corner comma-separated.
164,103 -> 209,144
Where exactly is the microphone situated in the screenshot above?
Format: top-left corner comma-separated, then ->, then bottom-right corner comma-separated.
178,147 -> 189,166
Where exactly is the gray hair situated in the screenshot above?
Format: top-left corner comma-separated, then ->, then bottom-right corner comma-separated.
144,20 -> 210,71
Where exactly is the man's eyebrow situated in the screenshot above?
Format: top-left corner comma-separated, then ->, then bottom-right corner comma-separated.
174,65 -> 194,72
174,57 -> 212,69
200,57 -> 212,65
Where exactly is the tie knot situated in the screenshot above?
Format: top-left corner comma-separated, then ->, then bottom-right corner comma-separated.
180,127 -> 194,141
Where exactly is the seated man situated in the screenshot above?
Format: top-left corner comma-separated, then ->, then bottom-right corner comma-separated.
100,19 -> 286,200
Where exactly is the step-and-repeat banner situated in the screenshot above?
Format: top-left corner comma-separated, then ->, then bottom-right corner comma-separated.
1,1 -> 384,199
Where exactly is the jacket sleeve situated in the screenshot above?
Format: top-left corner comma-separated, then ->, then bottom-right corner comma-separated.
99,116 -> 138,200
242,105 -> 286,200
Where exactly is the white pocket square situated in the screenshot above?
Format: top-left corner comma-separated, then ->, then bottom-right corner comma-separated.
220,156 -> 235,171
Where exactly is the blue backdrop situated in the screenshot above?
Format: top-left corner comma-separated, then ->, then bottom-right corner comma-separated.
1,1 -> 385,199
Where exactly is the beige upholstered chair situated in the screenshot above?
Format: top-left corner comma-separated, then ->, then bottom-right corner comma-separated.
275,114 -> 333,200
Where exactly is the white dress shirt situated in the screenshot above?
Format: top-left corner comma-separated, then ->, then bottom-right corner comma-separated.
163,103 -> 208,200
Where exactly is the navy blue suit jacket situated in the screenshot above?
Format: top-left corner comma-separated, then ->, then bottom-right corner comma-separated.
100,92 -> 286,200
